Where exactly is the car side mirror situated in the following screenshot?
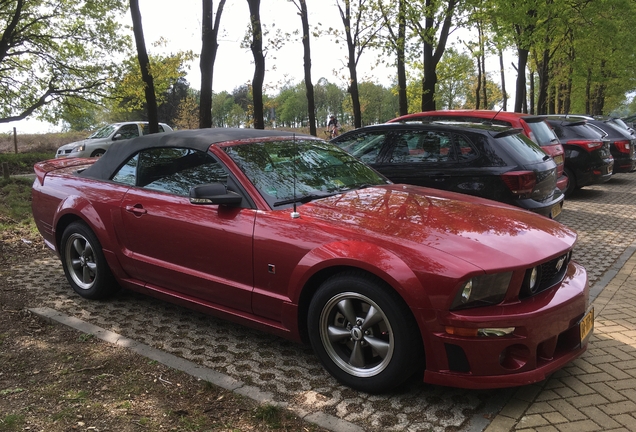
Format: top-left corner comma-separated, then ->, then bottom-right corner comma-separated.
112,133 -> 122,141
189,183 -> 242,206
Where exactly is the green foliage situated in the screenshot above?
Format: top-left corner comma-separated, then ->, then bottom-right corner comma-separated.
0,0 -> 130,124
435,47 -> 476,109
0,154 -> 54,175
110,49 -> 196,116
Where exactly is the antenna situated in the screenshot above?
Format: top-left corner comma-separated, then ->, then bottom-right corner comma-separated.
291,134 -> 300,219
488,108 -> 504,124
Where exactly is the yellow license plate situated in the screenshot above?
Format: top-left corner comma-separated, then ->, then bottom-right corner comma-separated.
579,307 -> 594,343
551,203 -> 562,219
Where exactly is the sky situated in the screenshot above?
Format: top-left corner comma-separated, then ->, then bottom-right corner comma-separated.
3,0 -> 510,134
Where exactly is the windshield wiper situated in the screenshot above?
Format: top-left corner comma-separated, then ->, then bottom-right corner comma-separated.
273,192 -> 337,207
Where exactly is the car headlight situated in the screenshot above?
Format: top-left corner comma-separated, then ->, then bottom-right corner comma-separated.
450,272 -> 512,310
72,144 -> 85,153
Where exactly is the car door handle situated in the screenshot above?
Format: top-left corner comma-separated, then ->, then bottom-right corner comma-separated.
125,205 -> 147,216
429,173 -> 449,181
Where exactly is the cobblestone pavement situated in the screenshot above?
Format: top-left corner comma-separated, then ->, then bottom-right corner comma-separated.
8,173 -> 636,431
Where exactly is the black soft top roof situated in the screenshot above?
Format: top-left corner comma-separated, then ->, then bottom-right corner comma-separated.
80,128 -> 309,180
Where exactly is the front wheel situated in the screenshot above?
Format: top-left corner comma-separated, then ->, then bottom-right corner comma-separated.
308,271 -> 423,393
60,221 -> 118,299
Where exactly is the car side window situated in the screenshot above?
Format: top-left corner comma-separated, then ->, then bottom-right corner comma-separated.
116,124 -> 140,140
111,148 -> 228,196
140,124 -> 166,134
335,132 -> 386,163
455,135 -> 478,161
387,131 -> 454,163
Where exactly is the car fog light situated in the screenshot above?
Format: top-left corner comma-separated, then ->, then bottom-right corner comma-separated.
477,327 -> 515,337
445,327 -> 515,337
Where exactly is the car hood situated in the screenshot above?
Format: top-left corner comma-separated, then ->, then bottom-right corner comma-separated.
301,184 -> 576,272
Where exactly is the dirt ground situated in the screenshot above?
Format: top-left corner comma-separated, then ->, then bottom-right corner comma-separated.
0,224 -> 327,431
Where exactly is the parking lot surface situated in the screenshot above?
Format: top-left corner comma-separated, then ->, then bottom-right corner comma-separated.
9,172 -> 636,431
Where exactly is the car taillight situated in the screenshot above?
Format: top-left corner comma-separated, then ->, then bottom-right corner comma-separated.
567,140 -> 604,152
501,171 -> 536,195
614,140 -> 631,154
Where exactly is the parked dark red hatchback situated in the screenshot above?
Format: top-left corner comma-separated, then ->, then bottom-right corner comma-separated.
31,129 -> 592,392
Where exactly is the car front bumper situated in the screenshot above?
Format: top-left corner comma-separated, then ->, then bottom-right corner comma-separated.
419,261 -> 590,389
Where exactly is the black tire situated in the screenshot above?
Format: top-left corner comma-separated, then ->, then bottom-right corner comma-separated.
60,221 -> 118,299
90,149 -> 105,157
563,166 -> 577,198
307,271 -> 423,393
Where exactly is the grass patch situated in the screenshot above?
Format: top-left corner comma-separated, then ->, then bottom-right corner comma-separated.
0,177 -> 34,224
254,404 -> 283,428
0,414 -> 24,431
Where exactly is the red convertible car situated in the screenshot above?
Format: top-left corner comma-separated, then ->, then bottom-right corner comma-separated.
31,128 -> 593,392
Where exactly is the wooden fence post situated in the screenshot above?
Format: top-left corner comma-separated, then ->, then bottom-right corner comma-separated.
13,127 -> 17,154
2,162 -> 9,179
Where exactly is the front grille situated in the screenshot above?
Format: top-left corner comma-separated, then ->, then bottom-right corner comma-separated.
520,252 -> 570,299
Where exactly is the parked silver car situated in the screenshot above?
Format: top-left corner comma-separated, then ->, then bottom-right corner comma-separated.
55,122 -> 173,158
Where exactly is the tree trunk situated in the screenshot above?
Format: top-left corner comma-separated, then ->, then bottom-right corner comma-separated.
514,47 -> 528,113
479,25 -> 487,108
396,0 -> 408,115
585,68 -> 591,114
247,0 -> 265,129
199,0 -> 226,128
295,0 -> 316,136
475,56 -> 482,109
499,49 -> 507,111
535,48 -> 550,115
527,69 -> 533,114
130,0 -> 158,133
421,0 -> 457,112
338,1 -> 362,128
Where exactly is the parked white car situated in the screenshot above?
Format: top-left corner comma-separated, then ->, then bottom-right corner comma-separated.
55,122 -> 173,158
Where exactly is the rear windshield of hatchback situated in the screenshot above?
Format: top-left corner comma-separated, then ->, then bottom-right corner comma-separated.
525,121 -> 558,146
495,134 -> 548,164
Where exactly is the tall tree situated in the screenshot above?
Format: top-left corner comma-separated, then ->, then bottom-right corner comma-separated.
376,0 -> 409,116
289,0 -> 317,136
130,0 -> 158,133
247,0 -> 265,129
199,0 -> 226,128
0,0 -> 129,124
408,0 -> 460,112
335,0 -> 381,128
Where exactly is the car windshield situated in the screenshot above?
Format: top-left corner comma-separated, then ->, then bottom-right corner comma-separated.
88,124 -> 117,139
225,139 -> 389,209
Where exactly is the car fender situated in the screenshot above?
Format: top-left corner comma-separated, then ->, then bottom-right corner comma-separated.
288,240 -> 432,309
53,194 -> 115,254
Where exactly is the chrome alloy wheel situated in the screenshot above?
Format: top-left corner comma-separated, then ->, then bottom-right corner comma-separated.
64,232 -> 97,291
319,291 -> 394,377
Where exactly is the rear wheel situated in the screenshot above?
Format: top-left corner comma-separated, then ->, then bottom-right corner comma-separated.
61,221 -> 118,299
308,271 -> 423,393
563,166 -> 577,197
